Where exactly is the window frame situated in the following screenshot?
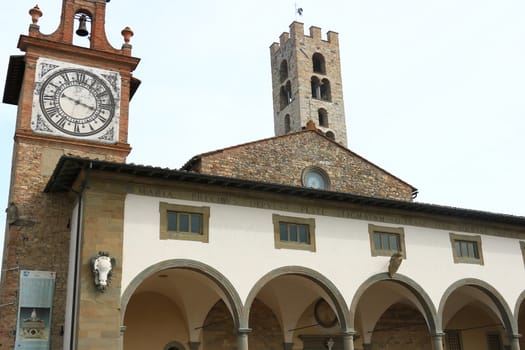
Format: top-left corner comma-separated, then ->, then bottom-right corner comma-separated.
273,214 -> 316,252
449,233 -> 484,265
445,329 -> 463,350
368,224 -> 406,258
159,202 -> 210,243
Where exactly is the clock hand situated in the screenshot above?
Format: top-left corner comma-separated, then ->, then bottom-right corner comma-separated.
62,94 -> 80,104
62,93 -> 95,111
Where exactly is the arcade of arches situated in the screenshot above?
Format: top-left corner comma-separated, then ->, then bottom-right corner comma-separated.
122,261 -> 523,350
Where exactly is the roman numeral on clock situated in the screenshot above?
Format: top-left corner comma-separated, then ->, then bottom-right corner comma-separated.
56,116 -> 67,128
76,71 -> 86,83
45,106 -> 59,118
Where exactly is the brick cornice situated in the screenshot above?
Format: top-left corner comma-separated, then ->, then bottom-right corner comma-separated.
14,130 -> 131,158
18,35 -> 140,71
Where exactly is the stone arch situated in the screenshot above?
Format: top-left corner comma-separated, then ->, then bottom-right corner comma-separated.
349,273 -> 439,334
121,259 -> 243,329
438,278 -> 518,336
514,289 -> 525,320
515,289 -> 525,349
242,265 -> 351,331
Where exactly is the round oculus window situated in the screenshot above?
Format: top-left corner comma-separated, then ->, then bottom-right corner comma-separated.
302,167 -> 330,190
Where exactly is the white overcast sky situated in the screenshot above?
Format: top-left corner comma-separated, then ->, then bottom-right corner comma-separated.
1,1 -> 525,265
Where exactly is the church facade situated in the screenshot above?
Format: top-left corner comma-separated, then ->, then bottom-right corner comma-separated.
1,1 -> 525,350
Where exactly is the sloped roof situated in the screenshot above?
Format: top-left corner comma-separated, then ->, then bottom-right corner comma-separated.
44,156 -> 525,228
181,128 -> 418,198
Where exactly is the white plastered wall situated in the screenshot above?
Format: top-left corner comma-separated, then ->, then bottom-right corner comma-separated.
121,193 -> 525,314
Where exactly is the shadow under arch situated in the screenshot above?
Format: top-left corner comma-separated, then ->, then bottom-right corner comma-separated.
243,266 -> 351,331
349,273 -> 439,334
120,259 -> 244,329
438,278 -> 518,336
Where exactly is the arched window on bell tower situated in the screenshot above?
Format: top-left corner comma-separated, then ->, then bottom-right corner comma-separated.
318,108 -> 328,127
312,53 -> 326,74
280,81 -> 292,110
311,76 -> 321,99
320,78 -> 331,101
280,60 -> 288,82
284,114 -> 291,133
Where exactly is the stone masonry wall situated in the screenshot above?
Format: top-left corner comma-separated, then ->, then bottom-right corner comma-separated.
196,131 -> 414,201
0,139 -> 125,350
370,303 -> 432,350
271,22 -> 348,147
202,299 -> 283,350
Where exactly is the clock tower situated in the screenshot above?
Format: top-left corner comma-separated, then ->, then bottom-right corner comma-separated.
0,1 -> 139,348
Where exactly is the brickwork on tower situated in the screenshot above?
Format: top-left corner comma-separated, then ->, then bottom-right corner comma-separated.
0,1 -> 139,348
270,22 -> 348,147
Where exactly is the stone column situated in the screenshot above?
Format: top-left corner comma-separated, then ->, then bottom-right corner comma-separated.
237,328 -> 251,350
342,330 -> 356,350
510,334 -> 521,350
283,342 -> 294,350
431,332 -> 445,350
363,343 -> 372,350
118,326 -> 126,350
188,341 -> 200,350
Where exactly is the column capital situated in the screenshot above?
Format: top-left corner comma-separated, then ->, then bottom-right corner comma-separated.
341,329 -> 357,337
511,333 -> 522,340
238,328 -> 252,335
432,332 -> 445,337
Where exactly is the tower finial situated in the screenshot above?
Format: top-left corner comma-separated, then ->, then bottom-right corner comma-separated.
29,5 -> 43,24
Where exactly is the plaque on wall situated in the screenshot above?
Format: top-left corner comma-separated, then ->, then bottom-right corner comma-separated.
14,270 -> 55,350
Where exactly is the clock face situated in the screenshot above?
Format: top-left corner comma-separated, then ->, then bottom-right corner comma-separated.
39,68 -> 114,136
302,167 -> 330,190
32,58 -> 121,143
305,171 -> 325,189
314,299 -> 338,328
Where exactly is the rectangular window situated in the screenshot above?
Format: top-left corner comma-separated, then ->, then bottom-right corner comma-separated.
160,202 -> 210,243
449,233 -> 483,265
279,222 -> 310,244
445,330 -> 462,350
167,211 -> 203,234
454,240 -> 479,259
368,224 -> 406,258
486,333 -> 502,350
273,214 -> 315,252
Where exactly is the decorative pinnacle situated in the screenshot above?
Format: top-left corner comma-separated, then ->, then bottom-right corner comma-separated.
29,5 -> 43,25
121,26 -> 134,44
306,120 -> 317,131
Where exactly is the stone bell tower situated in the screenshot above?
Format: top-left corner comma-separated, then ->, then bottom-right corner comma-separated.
270,22 -> 348,147
0,1 -> 139,348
